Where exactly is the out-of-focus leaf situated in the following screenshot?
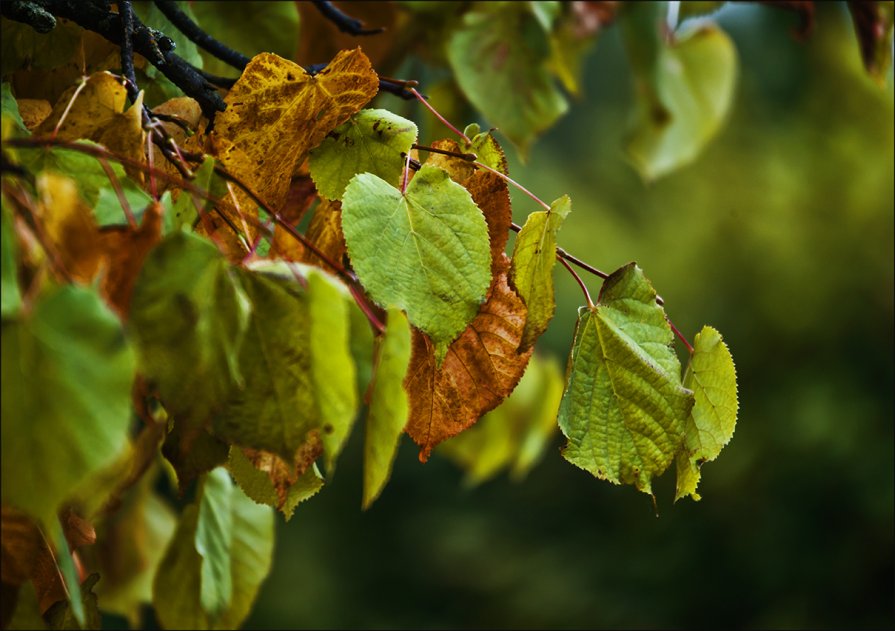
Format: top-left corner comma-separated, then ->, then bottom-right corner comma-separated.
557,263 -> 694,495
847,0 -> 895,85
548,1 -> 616,95
130,231 -> 252,430
192,1 -> 299,78
405,256 -> 532,461
92,473 -> 176,625
1,196 -> 22,318
448,3 -> 568,155
675,325 -> 739,501
153,469 -> 274,630
309,109 -> 418,201
1,82 -> 29,137
301,197 -> 346,270
0,18 -> 82,76
622,4 -> 737,180
439,353 -> 563,485
510,195 -> 571,350
162,425 -> 229,495
5,581 -> 48,630
342,165 -> 491,362
43,572 -> 100,630
195,469 -> 233,619
1,285 -> 135,525
363,308 -> 412,509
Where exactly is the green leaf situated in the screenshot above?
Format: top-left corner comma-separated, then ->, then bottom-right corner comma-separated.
1,82 -> 28,138
307,269 -> 358,472
195,469 -> 234,619
227,448 -> 324,520
153,469 -> 274,630
621,5 -> 737,180
448,2 -> 569,155
1,285 -> 135,525
675,325 -> 739,501
6,582 -> 48,630
48,519 -> 85,627
130,231 -> 252,429
342,165 -> 491,361
93,476 -> 177,625
557,264 -> 694,495
462,123 -> 508,173
211,270 -> 315,460
169,156 -> 223,233
363,308 -> 412,509
509,194 -> 571,350
1,195 -> 22,318
16,141 -> 152,220
1,18 -> 82,75
309,109 -> 418,201
44,572 -> 101,630
439,353 -> 563,485
192,1 -> 299,79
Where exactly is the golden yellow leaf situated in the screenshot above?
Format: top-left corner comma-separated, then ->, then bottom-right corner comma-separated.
16,99 -> 52,130
36,172 -> 101,282
300,197 -> 345,269
98,91 -> 147,184
35,71 -> 127,141
212,49 -> 379,216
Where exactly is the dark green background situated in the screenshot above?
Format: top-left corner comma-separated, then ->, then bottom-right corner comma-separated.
241,4 -> 893,629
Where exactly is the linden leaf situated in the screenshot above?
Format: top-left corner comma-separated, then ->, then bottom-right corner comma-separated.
404,256 -> 532,461
363,308 -> 412,510
153,469 -> 274,631
35,71 -> 127,141
462,168 -> 512,275
35,172 -> 102,283
342,165 -> 492,361
462,124 -> 509,173
1,196 -> 22,318
557,263 -> 694,495
195,469 -> 234,619
622,5 -> 737,180
309,108 -> 418,200
227,447 -> 324,521
301,197 -> 346,269
212,263 -> 357,469
130,231 -> 252,430
1,285 -> 135,526
439,353 -> 563,486
448,3 -> 569,154
510,194 -> 571,351
212,49 -> 379,215
675,325 -> 739,502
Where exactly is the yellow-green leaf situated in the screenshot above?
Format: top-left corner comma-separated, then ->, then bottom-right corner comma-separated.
675,325 -> 739,501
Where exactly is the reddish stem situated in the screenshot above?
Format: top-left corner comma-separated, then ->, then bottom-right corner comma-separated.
666,316 -> 694,353
410,87 -> 471,143
475,161 -> 551,211
97,157 -> 137,228
559,256 -> 593,308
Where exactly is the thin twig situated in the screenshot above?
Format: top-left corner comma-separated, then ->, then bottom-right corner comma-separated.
413,143 -> 477,161
97,157 -> 137,228
666,316 -> 694,353
311,0 -> 385,35
559,256 -> 593,308
153,0 -> 251,69
474,161 -> 551,211
410,87 -> 471,142
51,76 -> 88,139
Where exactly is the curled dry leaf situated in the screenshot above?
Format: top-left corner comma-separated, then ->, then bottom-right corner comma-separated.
404,256 -> 533,461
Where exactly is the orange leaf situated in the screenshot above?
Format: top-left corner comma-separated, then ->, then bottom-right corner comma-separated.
466,169 -> 512,273
404,256 -> 533,461
97,200 -> 163,318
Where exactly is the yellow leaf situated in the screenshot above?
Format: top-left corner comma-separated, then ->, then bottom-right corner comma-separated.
98,91 -> 147,184
35,72 -> 127,141
36,172 -> 101,282
211,49 -> 379,216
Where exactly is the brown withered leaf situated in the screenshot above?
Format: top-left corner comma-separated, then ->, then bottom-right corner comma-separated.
466,169 -> 512,272
404,255 -> 533,461
1,506 -> 95,614
300,197 -> 346,268
34,71 -> 127,141
35,173 -> 101,282
97,200 -> 163,318
211,48 -> 379,218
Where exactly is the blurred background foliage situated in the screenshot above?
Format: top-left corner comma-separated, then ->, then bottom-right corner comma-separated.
242,3 -> 893,629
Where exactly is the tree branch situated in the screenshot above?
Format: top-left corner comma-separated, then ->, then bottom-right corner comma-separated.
153,0 -> 251,70
311,1 -> 385,35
